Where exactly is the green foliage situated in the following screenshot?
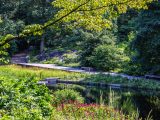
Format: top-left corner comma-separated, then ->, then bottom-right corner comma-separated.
79,29 -> 127,71
41,52 -> 80,67
21,24 -> 44,36
42,57 -> 61,64
131,1 -> 160,74
0,0 -> 56,61
91,45 -> 124,71
53,89 -> 84,106
0,17 -> 2,23
0,44 -> 10,65
0,12 -> 25,61
0,65 -> 159,119
0,19 -> 24,36
85,74 -> 160,90
0,74 -> 52,119
0,0 -> 154,49
121,98 -> 138,115
54,84 -> 86,93
79,29 -> 116,67
63,52 -> 78,64
122,63 -> 145,76
2,65 -> 160,90
52,0 -> 153,31
52,102 -> 140,120
0,34 -> 11,64
117,9 -> 138,42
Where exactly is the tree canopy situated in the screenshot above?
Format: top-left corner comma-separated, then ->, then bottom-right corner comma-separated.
0,0 -> 154,47
131,1 -> 160,74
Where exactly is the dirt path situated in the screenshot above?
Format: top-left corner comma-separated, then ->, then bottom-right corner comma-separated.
11,53 -> 28,64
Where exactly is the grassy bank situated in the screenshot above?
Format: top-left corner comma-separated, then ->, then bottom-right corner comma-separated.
0,65 -> 160,90
0,65 -> 87,80
0,65 -> 141,119
85,74 -> 160,90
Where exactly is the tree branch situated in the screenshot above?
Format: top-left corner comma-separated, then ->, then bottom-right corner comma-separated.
43,0 -> 91,29
0,0 -> 91,47
0,36 -> 20,47
0,0 -> 149,47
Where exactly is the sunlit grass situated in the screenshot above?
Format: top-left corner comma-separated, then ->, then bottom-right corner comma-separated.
0,65 -> 87,80
0,65 -> 160,90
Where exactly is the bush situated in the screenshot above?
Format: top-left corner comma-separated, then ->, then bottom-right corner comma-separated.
79,30 -> 116,67
0,76 -> 52,119
53,89 -> 84,106
41,52 -> 79,67
62,52 -> 78,64
42,57 -> 61,64
91,45 -> 123,71
78,29 -> 127,72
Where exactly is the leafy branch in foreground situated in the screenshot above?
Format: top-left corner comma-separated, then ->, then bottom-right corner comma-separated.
0,0 -> 154,47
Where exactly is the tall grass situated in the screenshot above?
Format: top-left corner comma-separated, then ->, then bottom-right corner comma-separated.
0,65 -> 87,80
51,89 -> 142,120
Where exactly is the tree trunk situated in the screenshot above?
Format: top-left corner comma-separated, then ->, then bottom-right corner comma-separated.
40,35 -> 45,54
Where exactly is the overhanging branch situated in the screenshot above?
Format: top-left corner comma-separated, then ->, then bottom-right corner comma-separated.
0,0 -> 150,47
0,0 -> 91,47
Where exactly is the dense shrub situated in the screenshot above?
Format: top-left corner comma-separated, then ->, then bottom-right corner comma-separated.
41,52 -> 79,67
0,40 -> 10,65
0,76 -> 52,119
130,2 -> 160,75
54,84 -> 86,93
62,52 -> 78,64
79,30 -> 118,69
42,57 -> 61,64
91,45 -> 123,71
53,89 -> 84,106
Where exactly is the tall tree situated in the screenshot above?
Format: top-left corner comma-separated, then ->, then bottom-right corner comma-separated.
117,9 -> 138,42
132,1 -> 160,74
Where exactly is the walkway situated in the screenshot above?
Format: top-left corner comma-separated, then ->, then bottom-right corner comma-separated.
17,63 -> 144,80
11,53 -> 28,64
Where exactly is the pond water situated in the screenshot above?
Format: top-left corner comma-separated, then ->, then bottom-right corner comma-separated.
52,84 -> 160,120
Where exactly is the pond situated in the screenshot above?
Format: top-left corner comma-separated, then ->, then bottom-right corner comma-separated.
52,84 -> 160,120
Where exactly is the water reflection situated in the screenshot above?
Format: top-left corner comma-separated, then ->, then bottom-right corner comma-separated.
53,84 -> 160,120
